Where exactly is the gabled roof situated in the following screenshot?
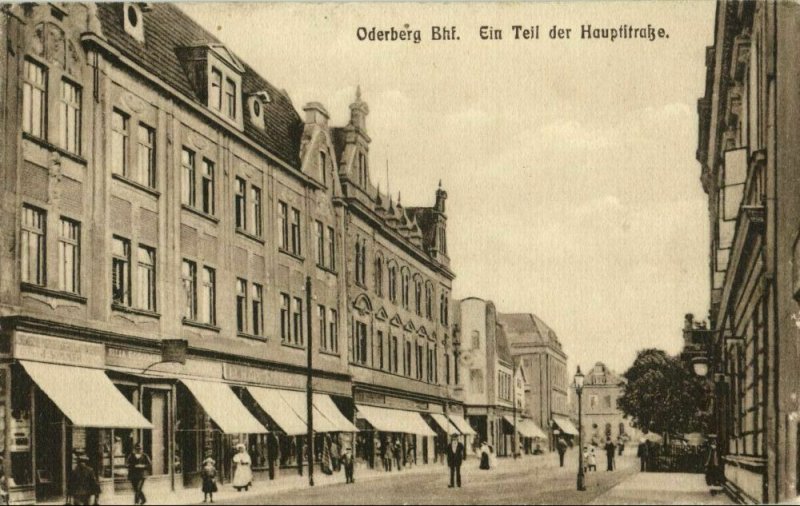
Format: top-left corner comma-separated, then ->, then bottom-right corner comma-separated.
497,312 -> 561,348
95,3 -> 302,167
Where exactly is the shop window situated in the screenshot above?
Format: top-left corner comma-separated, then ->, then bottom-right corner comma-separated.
21,205 -> 46,286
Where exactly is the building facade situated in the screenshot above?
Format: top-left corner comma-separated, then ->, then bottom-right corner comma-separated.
498,313 -> 573,450
454,298 -> 534,457
570,363 -> 639,449
0,3 -> 465,503
696,2 -> 800,503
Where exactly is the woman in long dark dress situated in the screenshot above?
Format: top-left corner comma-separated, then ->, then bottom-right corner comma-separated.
479,441 -> 491,470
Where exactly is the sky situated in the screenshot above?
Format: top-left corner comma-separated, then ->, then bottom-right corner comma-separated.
181,1 -> 717,376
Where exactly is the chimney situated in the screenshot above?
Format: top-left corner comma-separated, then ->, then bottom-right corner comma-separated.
303,102 -> 329,127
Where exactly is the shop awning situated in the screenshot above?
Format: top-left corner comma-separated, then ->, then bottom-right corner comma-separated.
552,415 -> 579,436
313,394 -> 358,433
181,379 -> 267,434
447,414 -> 476,436
20,361 -> 152,429
247,386 -> 307,436
429,413 -> 459,435
517,419 -> 548,439
356,405 -> 436,436
278,390 -> 339,433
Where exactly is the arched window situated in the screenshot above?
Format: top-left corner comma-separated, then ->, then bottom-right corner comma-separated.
401,268 -> 410,309
425,282 -> 433,320
414,276 -> 422,316
388,263 -> 397,302
358,152 -> 368,187
374,255 -> 384,297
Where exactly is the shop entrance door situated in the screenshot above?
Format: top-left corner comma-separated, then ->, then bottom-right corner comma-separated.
34,390 -> 65,501
142,389 -> 169,475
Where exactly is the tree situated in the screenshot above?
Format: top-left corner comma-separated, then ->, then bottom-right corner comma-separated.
617,348 -> 710,438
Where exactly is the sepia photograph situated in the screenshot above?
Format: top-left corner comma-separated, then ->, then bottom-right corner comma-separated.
0,0 -> 796,504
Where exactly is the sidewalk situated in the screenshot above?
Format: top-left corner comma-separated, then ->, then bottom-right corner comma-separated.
589,472 -> 735,505
59,454 -> 554,505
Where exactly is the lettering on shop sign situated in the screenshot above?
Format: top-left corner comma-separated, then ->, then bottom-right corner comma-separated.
354,391 -> 385,405
106,347 -> 222,378
14,332 -> 104,368
223,363 -> 303,389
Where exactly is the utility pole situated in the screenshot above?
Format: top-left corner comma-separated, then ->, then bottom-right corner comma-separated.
306,276 -> 314,486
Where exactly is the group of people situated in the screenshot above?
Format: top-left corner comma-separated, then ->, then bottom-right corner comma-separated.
66,442 -> 151,506
581,437 -> 621,473
378,438 -> 408,472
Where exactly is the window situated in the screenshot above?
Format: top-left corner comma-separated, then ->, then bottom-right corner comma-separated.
604,396 -> 612,409
354,321 -> 368,365
471,330 -> 480,350
200,266 -> 216,325
136,246 -> 156,311
388,264 -> 397,302
374,257 -> 383,296
112,110 -> 130,177
224,78 -> 237,119
377,330 -> 385,370
316,221 -> 325,266
291,208 -> 301,255
329,309 -> 338,353
111,236 -> 131,306
252,284 -> 263,336
319,151 -> 327,184
404,340 -> 412,376
236,278 -> 247,333
445,352 -> 451,385
391,335 -> 399,373
181,148 -> 196,206
280,293 -> 290,342
414,278 -> 422,316
235,177 -> 246,230
278,201 -> 289,250
59,80 -> 81,154
182,260 -> 197,320
21,205 -> 46,286
201,159 -> 215,215
425,283 -> 433,320
401,269 -> 410,308
137,124 -> 156,188
359,241 -> 366,284
251,186 -> 262,237
440,293 -> 449,325
292,297 -> 304,346
354,239 -> 362,284
210,68 -> 222,111
58,217 -> 80,293
327,226 -> 336,270
318,305 -> 327,349
23,59 -> 46,138
470,369 -> 484,394
415,342 -> 423,380
439,227 -> 447,255
357,152 -> 367,187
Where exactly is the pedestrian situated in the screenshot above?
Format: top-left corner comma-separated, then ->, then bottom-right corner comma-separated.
232,443 -> 253,492
67,454 -> 100,506
322,436 -> 333,475
479,441 -> 490,470
705,441 -> 723,492
201,454 -> 218,503
587,447 -> 597,472
604,437 -> 616,471
556,437 -> 568,468
331,436 -> 341,473
617,435 -> 625,456
637,438 -> 650,472
342,446 -> 355,484
582,446 -> 589,473
383,438 -> 393,471
446,434 -> 464,488
394,439 -> 402,470
127,443 -> 151,505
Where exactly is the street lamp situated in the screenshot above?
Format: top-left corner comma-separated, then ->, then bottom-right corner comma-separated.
691,355 -> 709,377
574,366 -> 586,492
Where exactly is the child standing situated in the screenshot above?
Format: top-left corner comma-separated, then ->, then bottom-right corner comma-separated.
201,455 -> 218,503
587,447 -> 598,472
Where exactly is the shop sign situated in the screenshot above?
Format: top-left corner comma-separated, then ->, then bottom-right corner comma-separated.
106,347 -> 222,378
224,363 -> 302,389
13,332 -> 104,368
354,391 -> 385,405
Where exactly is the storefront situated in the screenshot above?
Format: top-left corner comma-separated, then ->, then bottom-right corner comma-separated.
354,404 -> 437,470
515,417 -> 548,454
552,415 -> 580,447
446,413 -> 476,456
426,413 -> 460,464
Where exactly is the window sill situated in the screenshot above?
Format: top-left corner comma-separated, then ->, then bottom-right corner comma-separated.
237,331 -> 267,343
22,132 -> 87,165
111,173 -> 160,198
279,248 -> 304,263
111,303 -> 160,319
181,204 -> 220,224
319,348 -> 340,357
182,318 -> 220,332
280,341 -> 306,350
236,229 -> 265,244
20,283 -> 87,304
316,264 -> 338,276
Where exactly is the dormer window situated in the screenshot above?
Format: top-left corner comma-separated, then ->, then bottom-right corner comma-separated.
123,3 -> 145,43
224,78 -> 236,119
178,43 -> 244,129
357,152 -> 368,187
210,68 -> 222,110
247,91 -> 270,129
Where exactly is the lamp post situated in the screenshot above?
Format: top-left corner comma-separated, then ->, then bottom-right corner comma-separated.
512,356 -> 518,460
574,366 -> 586,492
305,276 -> 314,487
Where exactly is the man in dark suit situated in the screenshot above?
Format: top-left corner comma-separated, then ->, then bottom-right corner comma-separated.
446,434 -> 465,488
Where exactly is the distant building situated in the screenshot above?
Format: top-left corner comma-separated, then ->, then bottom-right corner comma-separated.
571,363 -> 639,448
498,313 -> 574,450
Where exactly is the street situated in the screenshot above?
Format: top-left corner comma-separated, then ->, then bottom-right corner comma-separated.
216,451 -> 638,505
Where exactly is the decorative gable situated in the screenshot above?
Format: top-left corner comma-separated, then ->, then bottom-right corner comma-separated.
375,307 -> 389,321
403,320 -> 416,333
389,314 -> 403,328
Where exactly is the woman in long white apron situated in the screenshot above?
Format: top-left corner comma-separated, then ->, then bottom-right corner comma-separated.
232,444 -> 253,491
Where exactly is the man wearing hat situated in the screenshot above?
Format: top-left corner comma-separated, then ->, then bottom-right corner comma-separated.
445,434 -> 464,488
67,454 -> 100,506
127,443 -> 152,505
